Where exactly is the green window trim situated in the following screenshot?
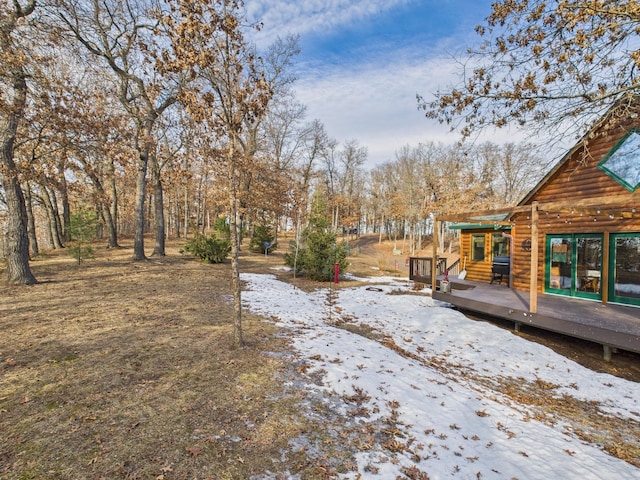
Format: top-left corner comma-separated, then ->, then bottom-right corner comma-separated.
471,234 -> 486,262
545,233 -> 603,300
608,232 -> 640,307
597,128 -> 640,192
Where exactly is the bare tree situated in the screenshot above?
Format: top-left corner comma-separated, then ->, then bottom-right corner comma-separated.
158,0 -> 280,347
294,119 -> 331,222
472,142 -> 550,205
261,96 -> 307,171
0,0 -> 37,284
394,146 -> 425,254
338,140 -> 367,235
419,1 -> 640,148
56,0 -> 179,259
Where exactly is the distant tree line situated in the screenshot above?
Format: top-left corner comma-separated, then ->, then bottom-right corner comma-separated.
0,1 -> 552,274
8,0 -> 615,343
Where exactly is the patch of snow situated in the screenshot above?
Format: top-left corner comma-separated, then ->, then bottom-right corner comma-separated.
242,273 -> 640,479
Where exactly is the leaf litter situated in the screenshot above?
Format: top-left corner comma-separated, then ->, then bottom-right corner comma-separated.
1,241 -> 639,479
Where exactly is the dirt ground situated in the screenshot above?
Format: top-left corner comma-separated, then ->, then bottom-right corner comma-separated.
1,241 -> 348,479
1,234 -> 638,479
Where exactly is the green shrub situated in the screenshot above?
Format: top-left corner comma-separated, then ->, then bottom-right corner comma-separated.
249,225 -> 276,253
212,216 -> 231,238
180,234 -> 231,264
68,207 -> 98,264
284,199 -> 349,281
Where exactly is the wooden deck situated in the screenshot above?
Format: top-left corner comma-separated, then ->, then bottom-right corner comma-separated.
431,276 -> 640,359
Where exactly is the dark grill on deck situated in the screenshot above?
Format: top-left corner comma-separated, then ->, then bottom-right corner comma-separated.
490,256 -> 510,285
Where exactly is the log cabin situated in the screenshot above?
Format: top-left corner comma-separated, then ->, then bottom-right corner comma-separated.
430,98 -> 640,359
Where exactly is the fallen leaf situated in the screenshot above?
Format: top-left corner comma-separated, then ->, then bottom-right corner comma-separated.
186,445 -> 202,457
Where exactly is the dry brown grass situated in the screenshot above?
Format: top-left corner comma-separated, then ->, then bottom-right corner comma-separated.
1,234 -> 639,479
0,241 -> 351,479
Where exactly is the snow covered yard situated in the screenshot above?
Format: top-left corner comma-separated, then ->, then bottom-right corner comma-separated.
242,273 -> 640,479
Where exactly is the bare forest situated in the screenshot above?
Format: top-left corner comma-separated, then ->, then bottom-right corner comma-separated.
0,1 -> 548,285
3,1 -> 640,478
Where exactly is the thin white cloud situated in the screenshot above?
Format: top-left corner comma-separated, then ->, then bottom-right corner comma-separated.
247,0 -> 411,44
248,1 -> 530,167
294,45 -> 469,165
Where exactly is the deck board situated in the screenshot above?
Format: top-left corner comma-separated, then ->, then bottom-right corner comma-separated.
431,277 -> 640,355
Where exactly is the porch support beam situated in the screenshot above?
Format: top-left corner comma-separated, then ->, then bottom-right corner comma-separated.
602,231 -> 610,304
530,202 -> 539,314
432,219 -> 439,290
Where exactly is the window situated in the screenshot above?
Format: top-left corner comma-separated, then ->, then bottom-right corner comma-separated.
598,129 -> 640,191
610,233 -> 640,306
471,234 -> 485,261
492,233 -> 509,259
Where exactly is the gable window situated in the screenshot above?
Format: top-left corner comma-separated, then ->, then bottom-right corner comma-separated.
598,129 -> 640,191
471,234 -> 485,262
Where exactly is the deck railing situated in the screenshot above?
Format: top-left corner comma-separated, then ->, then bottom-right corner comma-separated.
409,257 -> 448,285
447,259 -> 460,276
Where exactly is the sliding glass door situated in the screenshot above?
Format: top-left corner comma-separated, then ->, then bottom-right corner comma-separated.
609,234 -> 640,307
547,236 -> 572,293
546,234 -> 603,300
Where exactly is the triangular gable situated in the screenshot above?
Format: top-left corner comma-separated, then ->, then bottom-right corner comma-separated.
517,94 -> 640,207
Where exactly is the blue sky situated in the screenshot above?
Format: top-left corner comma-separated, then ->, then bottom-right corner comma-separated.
247,0 -> 500,166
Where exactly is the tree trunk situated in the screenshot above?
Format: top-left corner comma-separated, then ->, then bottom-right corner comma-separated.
42,187 -> 64,249
228,146 -> 243,348
173,194 -> 180,238
109,157 -> 119,243
132,151 -> 148,260
152,178 -> 166,257
59,162 -> 71,243
0,0 -> 36,285
102,204 -> 119,249
2,178 -> 36,284
183,184 -> 189,239
41,201 -> 54,249
150,156 -> 165,256
0,121 -> 35,283
438,221 -> 445,253
195,175 -> 202,236
24,182 -> 39,258
230,197 -> 243,347
86,167 -> 119,248
201,172 -> 208,235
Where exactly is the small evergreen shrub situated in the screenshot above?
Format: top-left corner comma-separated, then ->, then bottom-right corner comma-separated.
68,207 -> 98,264
249,225 -> 276,253
212,216 -> 231,239
181,234 -> 231,264
284,198 -> 349,281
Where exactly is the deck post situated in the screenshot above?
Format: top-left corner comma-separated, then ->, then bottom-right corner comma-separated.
432,219 -> 439,290
602,231 -> 609,304
603,345 -> 612,362
530,202 -> 539,313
